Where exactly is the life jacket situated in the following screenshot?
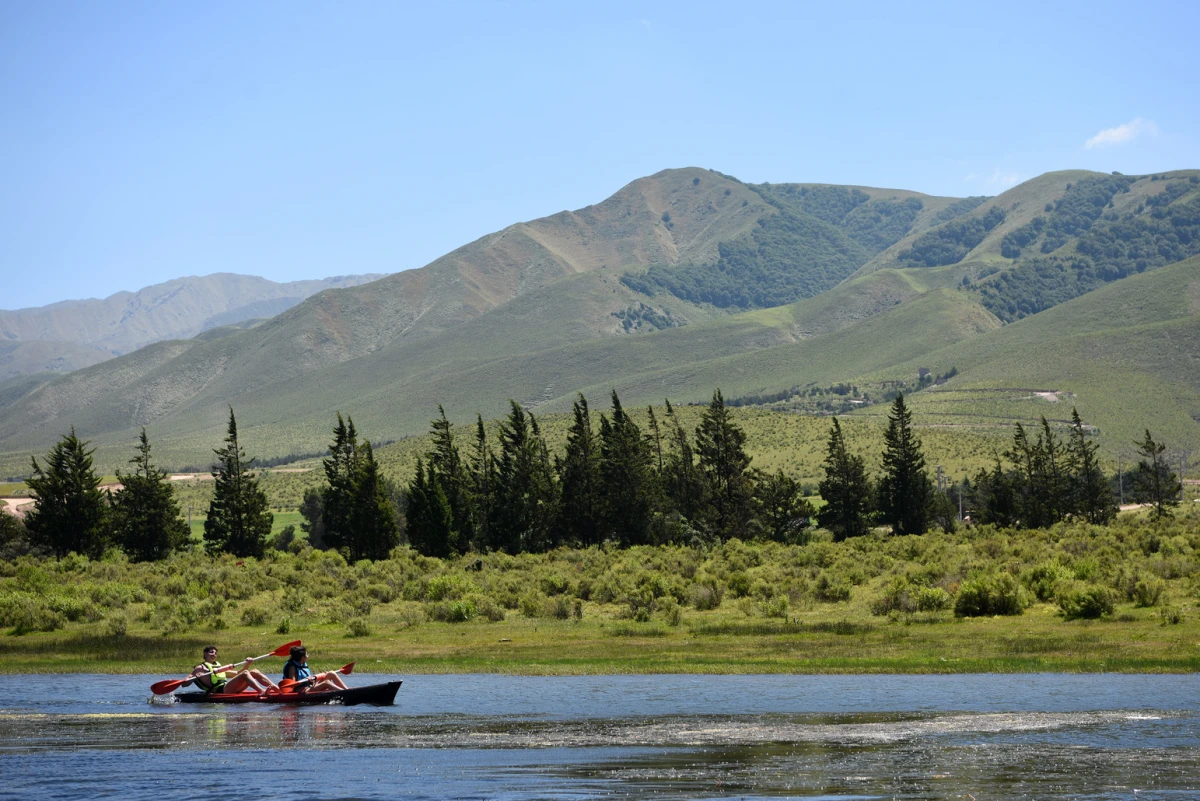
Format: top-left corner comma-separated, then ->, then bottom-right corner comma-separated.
283,659 -> 312,684
196,661 -> 228,693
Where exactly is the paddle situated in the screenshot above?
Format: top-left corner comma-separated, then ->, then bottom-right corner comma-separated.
150,640 -> 302,695
278,662 -> 355,692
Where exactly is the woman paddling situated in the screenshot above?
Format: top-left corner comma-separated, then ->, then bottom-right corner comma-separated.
282,645 -> 350,693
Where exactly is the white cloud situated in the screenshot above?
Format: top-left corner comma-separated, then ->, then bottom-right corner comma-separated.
965,168 -> 1024,191
1084,117 -> 1159,149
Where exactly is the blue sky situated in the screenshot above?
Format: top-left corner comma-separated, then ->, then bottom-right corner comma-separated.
2,0 -> 1196,309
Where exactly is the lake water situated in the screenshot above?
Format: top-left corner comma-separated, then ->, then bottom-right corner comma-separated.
1,673 -> 1198,800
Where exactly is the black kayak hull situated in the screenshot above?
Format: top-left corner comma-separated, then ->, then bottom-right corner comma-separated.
175,680 -> 401,706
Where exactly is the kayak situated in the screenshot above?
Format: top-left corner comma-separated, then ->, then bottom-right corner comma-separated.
175,680 -> 401,706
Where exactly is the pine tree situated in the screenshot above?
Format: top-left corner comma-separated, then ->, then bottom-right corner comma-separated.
491,401 -> 557,553
598,391 -> 657,546
25,427 -> 110,558
661,400 -> 706,524
298,487 -> 326,548
694,389 -> 753,540
346,441 -> 400,560
320,413 -> 360,552
816,417 -> 872,541
468,415 -> 494,547
557,394 -> 603,547
1134,429 -> 1181,520
204,408 -> 272,558
970,460 -> 1018,527
425,406 -> 472,553
405,458 -> 454,557
878,393 -> 931,535
752,469 -> 815,544
1067,408 -> 1115,524
112,428 -> 188,561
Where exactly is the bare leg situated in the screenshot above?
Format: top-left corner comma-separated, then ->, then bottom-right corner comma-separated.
245,668 -> 279,691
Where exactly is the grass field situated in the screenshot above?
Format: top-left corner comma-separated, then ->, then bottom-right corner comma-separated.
3,506 -> 1198,675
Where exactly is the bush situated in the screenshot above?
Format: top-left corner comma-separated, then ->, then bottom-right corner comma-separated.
870,577 -> 915,617
426,574 -> 476,602
347,617 -> 372,637
1132,577 -> 1166,608
518,592 -> 545,618
241,606 -> 269,626
1056,582 -> 1116,620
276,616 -> 291,634
914,586 -> 952,612
955,573 -> 1026,617
104,613 -> 128,637
814,572 -> 851,603
688,579 -> 724,610
760,595 -> 788,619
1022,561 -> 1071,602
727,571 -> 752,598
1156,606 -> 1183,625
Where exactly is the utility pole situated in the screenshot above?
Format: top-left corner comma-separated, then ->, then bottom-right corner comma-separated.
936,464 -> 944,493
958,481 -> 964,521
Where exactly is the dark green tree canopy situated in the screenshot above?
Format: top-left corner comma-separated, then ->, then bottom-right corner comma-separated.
878,393 -> 931,536
113,428 -> 188,561
25,427 -> 110,559
204,408 -> 273,558
817,417 -> 872,541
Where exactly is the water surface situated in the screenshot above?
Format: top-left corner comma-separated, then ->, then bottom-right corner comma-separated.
1,674 -> 1197,799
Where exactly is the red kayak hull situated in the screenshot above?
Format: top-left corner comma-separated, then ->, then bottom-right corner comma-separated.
175,680 -> 401,706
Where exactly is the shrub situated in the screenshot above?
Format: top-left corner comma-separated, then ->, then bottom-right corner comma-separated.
688,579 -> 724,610
347,617 -> 372,637
104,613 -> 128,637
727,571 -> 752,598
659,596 -> 683,626
914,586 -> 952,612
1156,606 -> 1183,625
276,616 -> 291,634
814,572 -> 851,603
1132,577 -> 1166,608
1022,561 -> 1071,602
954,573 -> 1026,617
241,606 -> 269,626
426,574 -> 476,602
760,595 -> 788,619
870,577 -> 915,617
518,592 -> 545,618
1057,582 -> 1116,620
538,573 -> 571,596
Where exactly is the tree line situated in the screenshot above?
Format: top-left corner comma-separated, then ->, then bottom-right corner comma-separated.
5,392 -> 1186,563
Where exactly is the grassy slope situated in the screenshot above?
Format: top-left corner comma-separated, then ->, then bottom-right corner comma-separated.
855,255 -> 1200,457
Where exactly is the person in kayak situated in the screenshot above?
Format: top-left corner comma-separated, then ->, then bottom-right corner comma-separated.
282,645 -> 349,693
188,645 -> 280,695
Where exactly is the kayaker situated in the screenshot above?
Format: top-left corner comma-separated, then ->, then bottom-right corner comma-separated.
282,645 -> 349,692
188,645 -> 280,694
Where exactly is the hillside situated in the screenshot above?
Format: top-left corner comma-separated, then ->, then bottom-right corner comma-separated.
0,272 -> 386,377
0,167 -> 1196,476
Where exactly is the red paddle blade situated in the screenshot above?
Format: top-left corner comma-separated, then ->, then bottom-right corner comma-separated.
150,678 -> 184,695
340,662 -> 355,675
271,640 -> 303,657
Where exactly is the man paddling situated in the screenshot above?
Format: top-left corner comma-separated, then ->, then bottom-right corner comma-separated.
281,645 -> 349,693
188,645 -> 280,695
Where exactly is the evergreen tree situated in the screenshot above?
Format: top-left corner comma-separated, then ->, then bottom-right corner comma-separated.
405,458 -> 454,557
694,389 -> 753,540
661,400 -> 706,524
204,409 -> 273,558
1035,417 -> 1068,524
319,413 -> 360,552
752,469 -> 815,544
1133,429 -> 1181,520
1067,408 -> 1115,524
1005,419 -> 1071,528
112,428 -> 188,561
877,393 -> 931,535
346,441 -> 400,560
970,460 -> 1019,527
491,401 -> 557,553
298,487 -> 326,548
426,406 -> 472,552
468,415 -> 495,548
25,427 -> 110,558
598,391 -> 657,546
556,394 -> 603,547
816,417 -> 872,541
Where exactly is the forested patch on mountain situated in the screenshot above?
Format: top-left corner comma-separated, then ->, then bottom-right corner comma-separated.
757,184 -> 925,254
620,209 -> 869,309
1001,174 -> 1134,258
932,196 -> 990,224
978,187 -> 1200,322
898,207 -> 1006,267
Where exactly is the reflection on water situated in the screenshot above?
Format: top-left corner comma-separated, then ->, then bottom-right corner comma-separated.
1,674 -> 1198,800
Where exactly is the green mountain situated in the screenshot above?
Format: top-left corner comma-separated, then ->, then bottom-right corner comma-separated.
0,166 -> 1196,476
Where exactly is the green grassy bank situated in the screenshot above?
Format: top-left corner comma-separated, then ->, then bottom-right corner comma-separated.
2,508 -> 1198,675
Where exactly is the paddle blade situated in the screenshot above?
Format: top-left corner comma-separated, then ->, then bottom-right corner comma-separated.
271,640 -> 303,657
150,678 -> 185,695
339,662 -> 355,676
